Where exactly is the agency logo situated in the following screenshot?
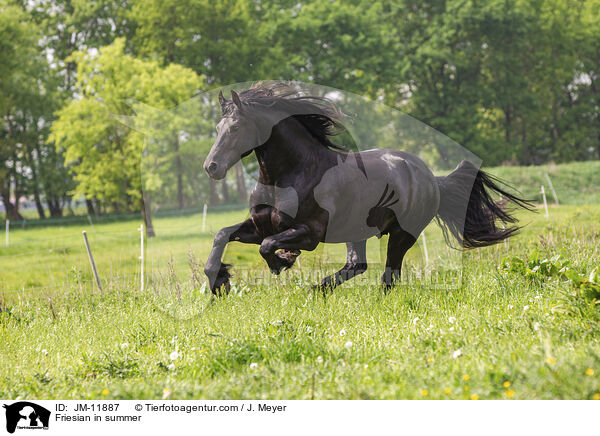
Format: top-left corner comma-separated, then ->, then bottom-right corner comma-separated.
3,402 -> 50,433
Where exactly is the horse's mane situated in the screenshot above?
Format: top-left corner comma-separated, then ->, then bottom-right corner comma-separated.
222,82 -> 348,150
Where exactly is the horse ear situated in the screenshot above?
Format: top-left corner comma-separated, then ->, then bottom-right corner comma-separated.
231,90 -> 243,110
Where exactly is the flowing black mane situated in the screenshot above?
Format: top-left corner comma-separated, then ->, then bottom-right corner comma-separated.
222,82 -> 348,150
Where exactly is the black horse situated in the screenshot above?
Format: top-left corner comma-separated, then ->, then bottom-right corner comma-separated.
203,83 -> 531,294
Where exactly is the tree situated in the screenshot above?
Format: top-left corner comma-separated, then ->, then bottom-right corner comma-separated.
0,2 -> 68,220
567,0 -> 600,160
130,0 -> 263,85
385,0 -> 600,166
50,38 -> 205,235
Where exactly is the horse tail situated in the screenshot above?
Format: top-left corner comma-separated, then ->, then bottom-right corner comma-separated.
435,160 -> 533,249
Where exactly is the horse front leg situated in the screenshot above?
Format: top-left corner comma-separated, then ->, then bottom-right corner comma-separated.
204,218 -> 262,295
315,241 -> 368,292
259,225 -> 320,275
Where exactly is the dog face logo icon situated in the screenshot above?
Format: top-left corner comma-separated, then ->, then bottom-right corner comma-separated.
3,402 -> 50,433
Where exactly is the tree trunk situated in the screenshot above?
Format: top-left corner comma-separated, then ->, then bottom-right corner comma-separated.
86,199 -> 96,216
1,192 -> 23,221
209,179 -> 219,206
174,135 -> 184,210
221,179 -> 230,204
2,117 -> 22,221
235,164 -> 248,203
26,147 -> 46,219
33,189 -> 46,219
141,193 -> 155,238
67,199 -> 75,216
47,197 -> 63,218
521,122 -> 528,164
95,199 -> 103,215
11,153 -> 24,220
504,105 -> 512,145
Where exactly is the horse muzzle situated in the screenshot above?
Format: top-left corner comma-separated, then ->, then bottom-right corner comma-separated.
204,160 -> 226,180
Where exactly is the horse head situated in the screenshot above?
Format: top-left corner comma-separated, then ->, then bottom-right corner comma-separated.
203,90 -> 263,180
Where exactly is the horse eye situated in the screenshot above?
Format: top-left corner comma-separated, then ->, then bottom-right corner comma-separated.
231,125 -> 239,132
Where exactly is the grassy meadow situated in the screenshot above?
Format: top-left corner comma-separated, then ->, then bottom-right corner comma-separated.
489,160 -> 600,205
1,162 -> 600,399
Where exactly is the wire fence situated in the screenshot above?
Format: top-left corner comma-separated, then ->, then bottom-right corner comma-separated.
2,195 -> 537,299
1,203 -> 247,229
0,206 -> 224,298
0,221 -> 472,299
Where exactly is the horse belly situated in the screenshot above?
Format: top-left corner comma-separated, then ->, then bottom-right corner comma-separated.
322,195 -> 381,243
314,150 -> 439,243
315,171 -> 390,243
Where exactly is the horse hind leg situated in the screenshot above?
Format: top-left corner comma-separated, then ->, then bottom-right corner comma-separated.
381,226 -> 417,290
315,241 -> 368,292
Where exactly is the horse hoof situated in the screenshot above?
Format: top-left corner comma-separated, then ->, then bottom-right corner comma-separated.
310,283 -> 332,296
269,265 -> 287,275
381,283 -> 395,294
211,277 -> 231,296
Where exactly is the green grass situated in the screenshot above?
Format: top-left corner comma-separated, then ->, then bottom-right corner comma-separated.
1,203 -> 600,399
0,209 -> 240,294
487,160 -> 600,205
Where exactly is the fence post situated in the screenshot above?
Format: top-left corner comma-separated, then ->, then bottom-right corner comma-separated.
202,203 -> 208,232
82,231 -> 103,293
541,185 -> 549,219
544,173 -> 559,205
5,219 -> 8,247
138,224 -> 144,292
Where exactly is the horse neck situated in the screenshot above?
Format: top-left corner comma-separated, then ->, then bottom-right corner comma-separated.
254,117 -> 336,185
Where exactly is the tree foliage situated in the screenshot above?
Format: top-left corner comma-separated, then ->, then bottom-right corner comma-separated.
0,1 -> 72,219
49,39 -> 204,222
